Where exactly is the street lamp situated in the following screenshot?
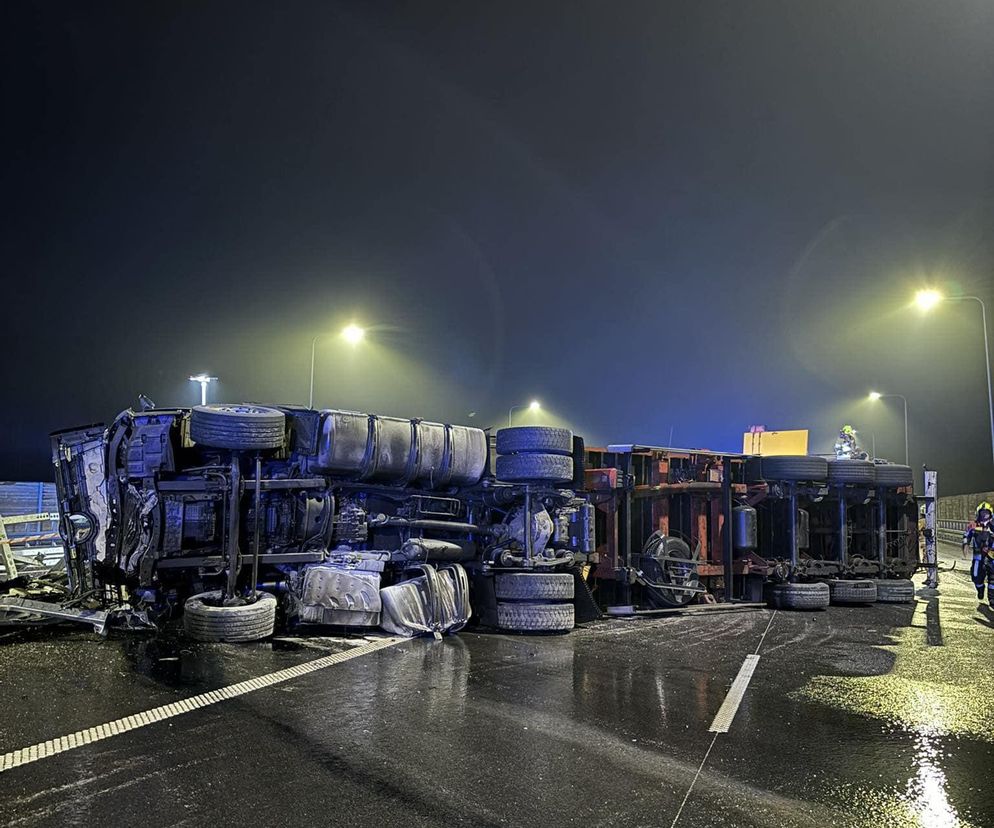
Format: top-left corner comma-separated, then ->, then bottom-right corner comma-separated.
868,391 -> 909,464
189,374 -> 218,406
341,324 -> 365,345
915,289 -> 994,467
914,288 -> 943,312
308,324 -> 366,408
507,399 -> 540,427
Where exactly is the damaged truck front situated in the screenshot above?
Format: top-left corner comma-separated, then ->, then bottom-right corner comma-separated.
46,403 -> 593,640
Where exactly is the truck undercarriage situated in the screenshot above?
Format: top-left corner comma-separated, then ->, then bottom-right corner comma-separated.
44,404 -> 592,640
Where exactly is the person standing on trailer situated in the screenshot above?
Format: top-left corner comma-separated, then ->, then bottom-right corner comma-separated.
963,501 -> 994,603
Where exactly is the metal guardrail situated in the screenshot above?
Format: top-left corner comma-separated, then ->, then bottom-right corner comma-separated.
0,512 -> 62,579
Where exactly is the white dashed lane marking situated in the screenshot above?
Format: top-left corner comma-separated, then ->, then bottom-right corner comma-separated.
670,610 -> 779,827
0,636 -> 403,775
708,654 -> 760,733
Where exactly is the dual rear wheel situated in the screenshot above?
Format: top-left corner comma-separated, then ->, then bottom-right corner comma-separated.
494,572 -> 575,632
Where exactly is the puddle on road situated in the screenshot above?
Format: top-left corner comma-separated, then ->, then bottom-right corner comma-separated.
792,575 -> 992,827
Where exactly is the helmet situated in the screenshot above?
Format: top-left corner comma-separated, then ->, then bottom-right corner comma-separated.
841,425 -> 855,436
978,501 -> 993,522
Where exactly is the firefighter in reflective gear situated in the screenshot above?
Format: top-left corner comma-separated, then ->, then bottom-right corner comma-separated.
963,501 -> 994,602
834,425 -> 868,460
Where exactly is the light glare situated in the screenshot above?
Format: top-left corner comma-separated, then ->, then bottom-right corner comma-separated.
529,400 -> 541,410
869,391 -> 882,401
914,289 -> 943,311
341,324 -> 365,345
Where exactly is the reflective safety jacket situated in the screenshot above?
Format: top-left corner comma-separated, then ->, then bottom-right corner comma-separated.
963,520 -> 993,554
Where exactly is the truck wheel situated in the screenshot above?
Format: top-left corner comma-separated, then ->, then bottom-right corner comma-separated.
183,591 -> 277,642
496,602 -> 574,632
495,572 -> 574,601
874,464 -> 913,488
496,426 -> 573,457
749,456 -> 828,483
827,459 -> 876,485
873,578 -> 915,603
496,453 -> 573,484
767,582 -> 830,610
828,579 -> 877,604
190,404 -> 286,450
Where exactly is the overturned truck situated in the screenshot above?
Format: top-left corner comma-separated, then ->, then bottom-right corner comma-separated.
49,404 -> 593,641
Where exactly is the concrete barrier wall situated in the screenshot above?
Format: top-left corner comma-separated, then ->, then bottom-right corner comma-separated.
940,490 -> 994,523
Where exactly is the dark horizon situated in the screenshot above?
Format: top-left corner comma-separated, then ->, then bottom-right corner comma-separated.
2,1 -> 993,494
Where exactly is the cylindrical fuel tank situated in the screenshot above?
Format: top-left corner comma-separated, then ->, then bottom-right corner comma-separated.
732,505 -> 757,551
796,508 -> 810,550
312,410 -> 487,489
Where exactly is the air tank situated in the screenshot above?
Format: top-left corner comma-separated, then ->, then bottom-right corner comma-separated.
312,410 -> 487,489
732,505 -> 758,551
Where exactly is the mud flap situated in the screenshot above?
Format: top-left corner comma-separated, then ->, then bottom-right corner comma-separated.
572,567 -> 602,623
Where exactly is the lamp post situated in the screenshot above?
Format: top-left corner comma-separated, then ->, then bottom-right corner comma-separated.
189,374 -> 218,406
915,290 -> 994,467
507,400 -> 540,428
308,324 -> 365,409
868,391 -> 908,464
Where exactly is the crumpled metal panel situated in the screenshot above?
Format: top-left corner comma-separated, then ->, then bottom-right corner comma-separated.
298,565 -> 381,626
379,564 -> 470,637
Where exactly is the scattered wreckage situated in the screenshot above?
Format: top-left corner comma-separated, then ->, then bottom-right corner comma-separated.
5,402 -> 592,641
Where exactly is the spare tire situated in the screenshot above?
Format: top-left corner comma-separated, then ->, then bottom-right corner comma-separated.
183,591 -> 277,642
496,602 -> 574,632
751,456 -> 828,483
874,464 -> 914,488
496,453 -> 574,484
827,459 -> 876,485
828,579 -> 877,605
191,404 -> 285,450
767,581 -> 830,610
496,426 -> 573,457
873,578 -> 915,603
495,572 -> 574,602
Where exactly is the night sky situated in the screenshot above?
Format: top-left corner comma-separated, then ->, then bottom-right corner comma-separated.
2,1 -> 993,493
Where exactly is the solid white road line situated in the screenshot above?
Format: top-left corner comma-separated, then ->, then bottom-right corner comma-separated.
708,654 -> 760,733
754,609 -> 778,654
668,732 -> 719,828
0,636 -> 403,775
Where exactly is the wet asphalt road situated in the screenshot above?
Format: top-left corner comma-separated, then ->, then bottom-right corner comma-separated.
1,555 -> 992,827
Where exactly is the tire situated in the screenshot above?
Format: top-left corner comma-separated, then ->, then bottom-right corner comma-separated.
183,591 -> 277,642
767,581 -> 830,610
496,453 -> 574,484
496,602 -> 575,632
827,459 -> 876,485
873,578 -> 915,603
495,572 -> 574,602
874,464 -> 913,488
828,579 -> 877,605
496,427 -> 573,457
190,404 -> 286,451
751,456 -> 828,483
641,534 -> 699,608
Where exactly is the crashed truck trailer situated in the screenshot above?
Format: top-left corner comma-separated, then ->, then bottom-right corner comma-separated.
11,403 -> 921,640
583,445 -> 921,613
46,404 -> 595,641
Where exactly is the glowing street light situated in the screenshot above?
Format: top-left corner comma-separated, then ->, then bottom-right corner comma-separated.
189,374 -> 218,406
914,288 -> 943,312
507,399 -> 541,427
914,288 -> 994,467
308,323 -> 367,409
868,391 -> 909,464
341,324 -> 365,345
